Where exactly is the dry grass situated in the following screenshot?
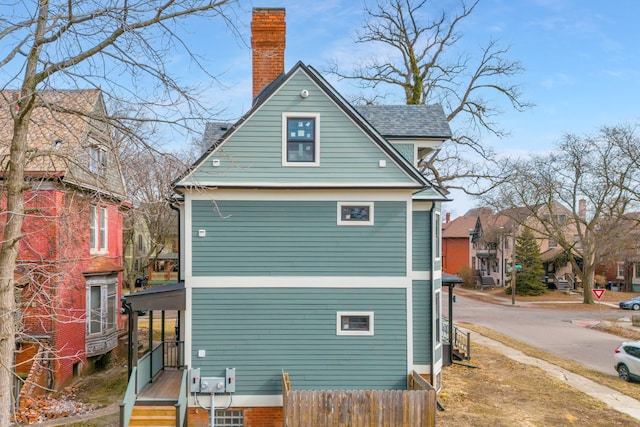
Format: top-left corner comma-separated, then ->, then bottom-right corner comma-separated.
459,324 -> 640,404
437,342 -> 639,426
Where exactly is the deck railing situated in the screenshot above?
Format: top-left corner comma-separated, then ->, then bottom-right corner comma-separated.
443,318 -> 471,360
119,367 -> 138,427
164,341 -> 185,368
175,370 -> 188,427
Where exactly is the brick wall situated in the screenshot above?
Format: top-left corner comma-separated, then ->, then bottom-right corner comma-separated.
3,188 -> 126,389
188,406 -> 283,427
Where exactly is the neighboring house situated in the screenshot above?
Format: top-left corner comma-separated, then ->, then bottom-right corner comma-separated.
456,201 -> 578,290
442,212 -> 478,276
0,90 -> 128,397
121,8 -> 452,427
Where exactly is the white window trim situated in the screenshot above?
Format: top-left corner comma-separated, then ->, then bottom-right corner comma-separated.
337,202 -> 374,226
434,290 -> 442,347
336,311 -> 374,336
90,205 -> 108,254
434,212 -> 441,259
86,277 -> 118,336
282,112 -> 320,167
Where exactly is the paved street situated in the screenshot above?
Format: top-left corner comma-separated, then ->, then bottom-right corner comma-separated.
446,289 -> 632,376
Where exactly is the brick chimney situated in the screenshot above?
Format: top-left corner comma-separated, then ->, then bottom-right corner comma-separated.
251,8 -> 286,99
578,199 -> 586,219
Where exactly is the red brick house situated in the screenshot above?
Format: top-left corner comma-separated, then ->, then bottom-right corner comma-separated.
442,212 -> 476,276
0,90 -> 129,397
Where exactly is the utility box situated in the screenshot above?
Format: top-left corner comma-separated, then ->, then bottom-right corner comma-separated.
225,368 -> 236,393
200,377 -> 225,393
189,368 -> 201,393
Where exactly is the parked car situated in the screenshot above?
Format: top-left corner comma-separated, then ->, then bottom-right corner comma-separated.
614,341 -> 640,382
619,296 -> 640,310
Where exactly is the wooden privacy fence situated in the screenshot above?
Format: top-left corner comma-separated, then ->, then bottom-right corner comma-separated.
282,372 -> 436,427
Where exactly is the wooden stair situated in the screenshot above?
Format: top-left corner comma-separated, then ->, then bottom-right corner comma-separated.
129,405 -> 176,426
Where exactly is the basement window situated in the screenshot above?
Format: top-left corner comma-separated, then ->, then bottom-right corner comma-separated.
337,312 -> 374,336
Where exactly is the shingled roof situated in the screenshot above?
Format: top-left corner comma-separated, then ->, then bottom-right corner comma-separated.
356,104 -> 452,139
0,89 -> 127,199
0,90 -> 104,172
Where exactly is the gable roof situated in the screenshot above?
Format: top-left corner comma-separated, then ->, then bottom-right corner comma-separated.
0,89 -> 127,200
175,61 -> 448,200
356,105 -> 451,140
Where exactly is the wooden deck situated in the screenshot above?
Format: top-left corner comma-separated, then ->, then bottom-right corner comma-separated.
137,369 -> 183,401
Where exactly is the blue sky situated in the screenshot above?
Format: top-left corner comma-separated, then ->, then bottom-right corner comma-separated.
5,1 -> 636,215
184,0 -> 638,216
190,0 -> 639,152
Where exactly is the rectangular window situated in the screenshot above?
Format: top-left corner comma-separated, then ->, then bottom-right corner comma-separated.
617,263 -> 625,279
337,202 -> 374,225
88,280 -> 118,336
548,238 -> 557,248
90,206 -> 97,250
435,291 -> 441,345
336,311 -> 374,336
434,212 -> 441,258
89,147 -> 107,176
90,205 -> 108,253
90,286 -> 102,334
635,263 -> 640,279
282,113 -> 319,166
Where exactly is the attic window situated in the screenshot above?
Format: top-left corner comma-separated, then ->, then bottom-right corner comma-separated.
54,139 -> 63,149
282,113 -> 320,166
89,147 -> 107,176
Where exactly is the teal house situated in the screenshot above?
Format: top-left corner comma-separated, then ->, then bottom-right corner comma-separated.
168,8 -> 451,425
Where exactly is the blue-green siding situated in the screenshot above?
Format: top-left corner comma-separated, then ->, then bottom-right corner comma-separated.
183,70 -> 418,186
392,143 -> 414,163
191,288 -> 408,394
412,280 -> 432,365
191,200 -> 407,276
412,210 -> 432,271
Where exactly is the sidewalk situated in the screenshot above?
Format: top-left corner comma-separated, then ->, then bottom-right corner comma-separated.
467,330 -> 640,421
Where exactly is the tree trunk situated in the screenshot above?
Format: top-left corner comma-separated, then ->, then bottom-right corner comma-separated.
0,104 -> 30,427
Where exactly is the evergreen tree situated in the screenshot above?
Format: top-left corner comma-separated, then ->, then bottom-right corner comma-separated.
507,228 -> 546,296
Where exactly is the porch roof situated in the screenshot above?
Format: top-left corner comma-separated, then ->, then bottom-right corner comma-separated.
122,282 -> 185,311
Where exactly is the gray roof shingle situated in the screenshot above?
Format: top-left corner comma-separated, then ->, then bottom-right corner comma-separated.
356,104 -> 451,139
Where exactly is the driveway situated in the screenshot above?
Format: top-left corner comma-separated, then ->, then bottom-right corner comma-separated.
446,289 -> 629,376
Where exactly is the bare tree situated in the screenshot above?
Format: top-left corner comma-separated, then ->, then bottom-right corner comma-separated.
482,123 -> 640,304
0,1 -> 238,422
329,0 -> 530,192
118,138 -> 192,292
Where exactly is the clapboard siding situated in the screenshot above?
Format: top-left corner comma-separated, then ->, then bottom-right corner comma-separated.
392,143 -> 415,163
412,210 -> 432,271
191,287 -> 408,394
191,200 -> 407,276
412,280 -> 432,365
187,70 -> 417,186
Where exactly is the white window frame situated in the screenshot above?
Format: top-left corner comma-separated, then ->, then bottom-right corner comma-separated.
89,146 -> 107,176
282,113 -> 320,166
434,212 -> 441,259
434,290 -> 442,346
337,202 -> 374,226
87,279 -> 118,336
336,311 -> 374,336
90,205 -> 108,254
